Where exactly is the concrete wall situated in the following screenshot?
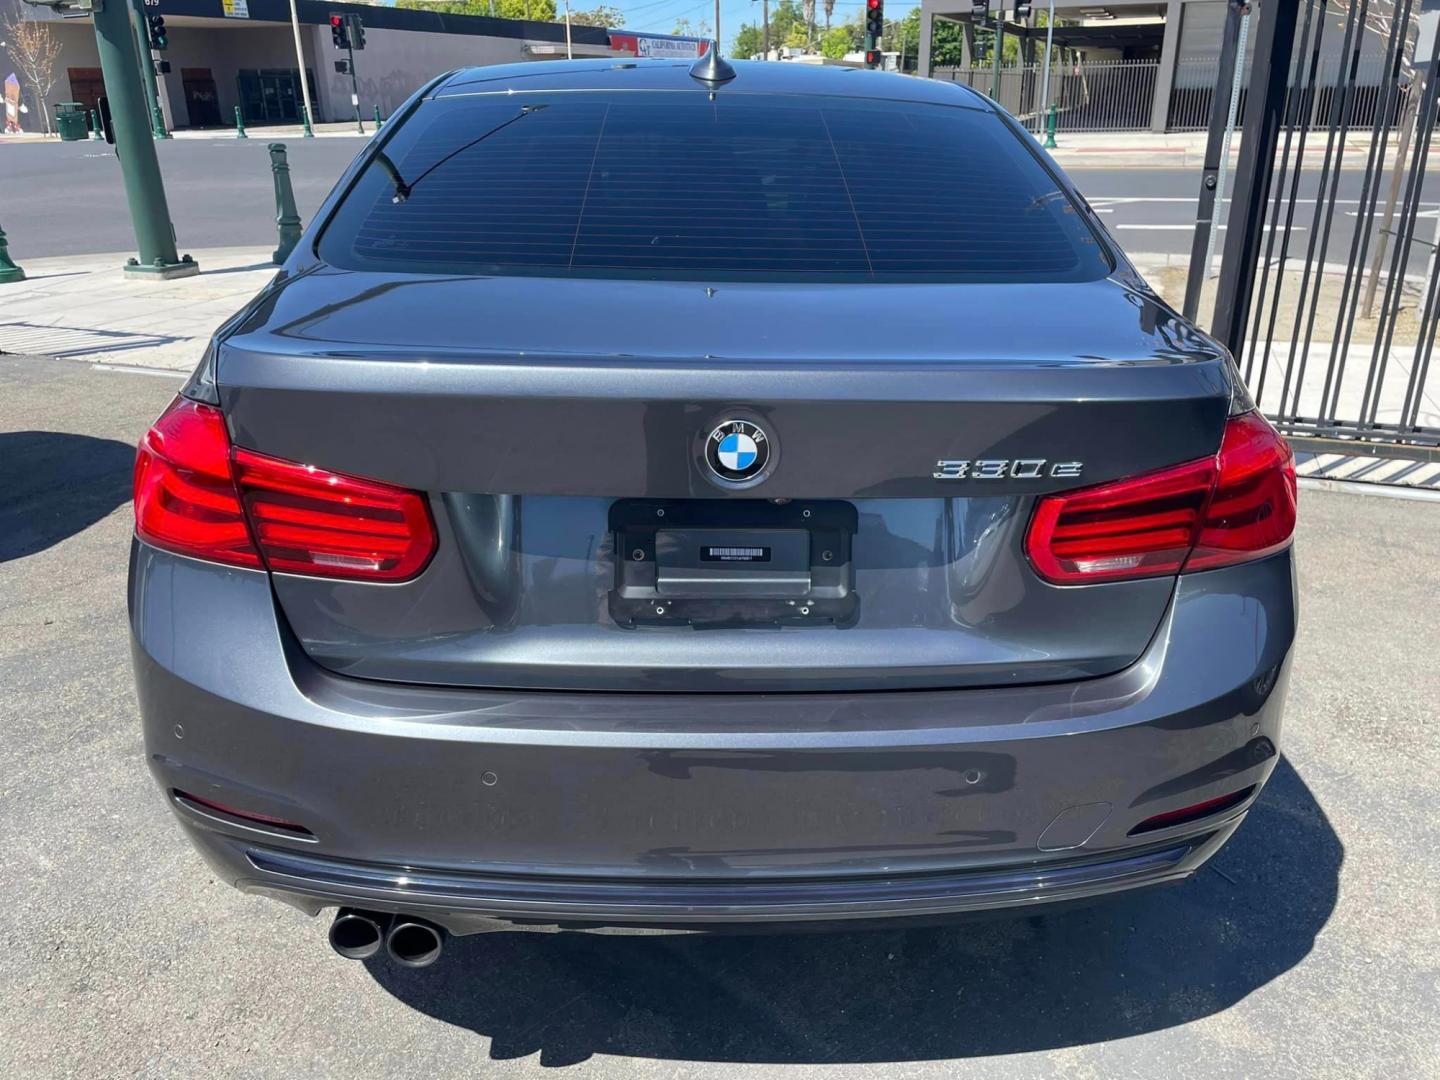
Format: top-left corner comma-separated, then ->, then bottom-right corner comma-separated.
305,23 -> 531,126
156,25 -> 322,127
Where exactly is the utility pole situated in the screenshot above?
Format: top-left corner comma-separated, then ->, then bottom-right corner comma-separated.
991,9 -> 1005,99
1037,0 -> 1056,125
564,0 -> 573,59
346,37 -> 362,133
763,0 -> 770,58
90,0 -> 198,277
288,0 -> 315,137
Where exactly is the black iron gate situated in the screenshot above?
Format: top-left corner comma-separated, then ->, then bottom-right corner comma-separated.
1194,0 -> 1440,448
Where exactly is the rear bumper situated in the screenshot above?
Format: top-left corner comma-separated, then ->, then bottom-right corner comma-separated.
130,540 -> 1295,932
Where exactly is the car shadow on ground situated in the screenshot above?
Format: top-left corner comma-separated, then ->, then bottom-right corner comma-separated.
0,431 -> 136,562
367,756 -> 1339,1067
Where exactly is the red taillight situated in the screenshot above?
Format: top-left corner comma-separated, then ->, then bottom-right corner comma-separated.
134,397 -> 435,581
233,448 -> 434,580
134,398 -> 261,568
1187,411 -> 1299,571
1025,411 -> 1296,585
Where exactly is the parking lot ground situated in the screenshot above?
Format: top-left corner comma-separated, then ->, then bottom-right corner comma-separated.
1,352 -> 1437,1080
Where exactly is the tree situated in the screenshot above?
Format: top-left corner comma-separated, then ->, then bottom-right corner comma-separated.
671,17 -> 711,38
823,0 -> 835,34
568,4 -> 622,26
0,7 -> 60,135
820,25 -> 857,60
397,0 -> 558,20
732,0 -> 807,58
800,0 -> 816,49
733,24 -> 764,59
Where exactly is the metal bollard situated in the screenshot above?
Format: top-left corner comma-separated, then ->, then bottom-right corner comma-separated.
268,143 -> 303,265
374,105 -> 384,129
89,109 -> 103,141
0,221 -> 26,284
234,106 -> 248,140
1044,103 -> 1058,150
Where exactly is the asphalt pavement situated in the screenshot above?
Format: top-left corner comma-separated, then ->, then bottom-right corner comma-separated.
1,352 -> 1437,1078
7,136 -> 1440,262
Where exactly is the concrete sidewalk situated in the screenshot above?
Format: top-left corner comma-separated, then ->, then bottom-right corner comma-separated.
0,247 -> 277,371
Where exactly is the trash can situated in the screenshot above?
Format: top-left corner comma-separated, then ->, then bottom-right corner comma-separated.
55,102 -> 88,142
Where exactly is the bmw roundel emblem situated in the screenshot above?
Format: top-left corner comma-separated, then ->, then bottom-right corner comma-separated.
705,419 -> 771,484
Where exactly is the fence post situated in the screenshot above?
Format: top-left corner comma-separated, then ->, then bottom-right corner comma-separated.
1182,0 -> 1248,323
0,222 -> 25,284
1044,102 -> 1058,147
234,106 -> 248,139
1209,0 -> 1301,356
269,143 -> 303,265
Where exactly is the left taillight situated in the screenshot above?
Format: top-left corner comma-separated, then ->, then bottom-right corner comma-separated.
134,397 -> 435,582
134,398 -> 261,569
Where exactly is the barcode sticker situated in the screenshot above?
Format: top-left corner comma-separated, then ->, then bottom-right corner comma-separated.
701,546 -> 770,562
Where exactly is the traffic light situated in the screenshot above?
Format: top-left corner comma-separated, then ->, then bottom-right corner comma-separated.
147,13 -> 168,51
346,13 -> 366,50
330,14 -> 350,50
864,0 -> 883,40
864,0 -> 883,69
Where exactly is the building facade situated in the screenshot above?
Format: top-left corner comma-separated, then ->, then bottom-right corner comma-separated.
3,0 -> 704,131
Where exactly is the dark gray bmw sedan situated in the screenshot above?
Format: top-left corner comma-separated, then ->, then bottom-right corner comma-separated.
129,57 -> 1297,967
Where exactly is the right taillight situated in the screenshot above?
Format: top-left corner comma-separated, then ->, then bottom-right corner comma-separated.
1025,411 -> 1296,585
134,396 -> 436,582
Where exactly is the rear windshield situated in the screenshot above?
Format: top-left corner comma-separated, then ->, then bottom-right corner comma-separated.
318,90 -> 1112,283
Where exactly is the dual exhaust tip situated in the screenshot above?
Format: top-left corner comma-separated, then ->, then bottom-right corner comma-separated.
328,908 -> 445,968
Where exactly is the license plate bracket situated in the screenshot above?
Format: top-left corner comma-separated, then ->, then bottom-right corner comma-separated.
609,499 -> 858,628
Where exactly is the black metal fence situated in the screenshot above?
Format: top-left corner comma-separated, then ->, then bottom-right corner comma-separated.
1200,0 -> 1439,448
1168,55 -> 1408,131
934,61 -> 1159,132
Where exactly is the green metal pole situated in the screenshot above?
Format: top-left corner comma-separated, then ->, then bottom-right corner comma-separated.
90,109 -> 103,140
1044,102 -> 1058,148
269,143 -> 303,264
128,0 -> 169,139
373,104 -> 383,128
347,44 -> 364,134
234,105 -> 248,139
0,221 -> 25,284
990,17 -> 1005,100
92,0 -> 197,278
301,103 -> 314,138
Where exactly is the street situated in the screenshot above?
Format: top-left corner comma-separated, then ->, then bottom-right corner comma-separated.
2,352 -> 1437,1078
6,137 -> 1440,261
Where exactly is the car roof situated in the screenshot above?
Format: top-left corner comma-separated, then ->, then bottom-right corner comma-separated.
432,58 -> 995,110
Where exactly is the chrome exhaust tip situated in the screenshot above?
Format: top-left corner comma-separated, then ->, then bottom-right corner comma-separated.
328,908 -> 386,961
385,917 -> 445,968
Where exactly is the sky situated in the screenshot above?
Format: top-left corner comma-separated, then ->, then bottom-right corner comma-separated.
585,0 -> 883,54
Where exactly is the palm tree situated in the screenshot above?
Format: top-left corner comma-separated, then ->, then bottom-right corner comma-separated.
823,0 -> 834,33
801,0 -> 816,48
